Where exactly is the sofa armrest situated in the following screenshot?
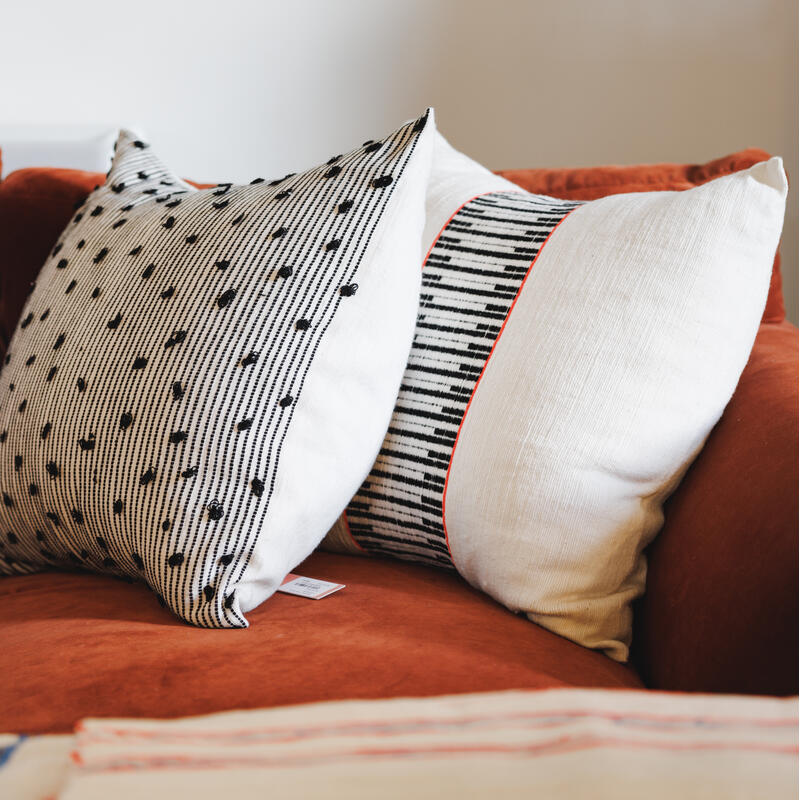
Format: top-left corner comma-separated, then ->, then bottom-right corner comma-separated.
633,321 -> 798,695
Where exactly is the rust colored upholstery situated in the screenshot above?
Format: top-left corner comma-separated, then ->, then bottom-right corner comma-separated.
498,148 -> 785,324
0,551 -> 641,735
632,321 -> 799,696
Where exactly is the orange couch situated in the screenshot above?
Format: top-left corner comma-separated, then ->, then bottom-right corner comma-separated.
1,152 -> 796,735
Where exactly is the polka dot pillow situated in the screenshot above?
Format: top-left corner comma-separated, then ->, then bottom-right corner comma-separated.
0,110 -> 434,626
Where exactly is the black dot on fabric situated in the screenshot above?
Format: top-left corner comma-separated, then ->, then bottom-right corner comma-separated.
337,200 -> 354,214
56,258 -> 68,270
216,288 -> 237,309
142,264 -> 155,279
122,204 -> 134,212
77,239 -> 85,249
36,530 -> 45,541
185,234 -> 198,244
0,431 -> 6,443
250,178 -> 264,184
295,319 -> 311,331
163,216 -> 175,229
2,494 -> 12,508
156,196 -> 170,204
241,351 -> 259,367
120,412 -> 133,430
46,511 -> 60,526
93,248 -> 109,264
220,553 -> 234,566
164,330 -> 187,349
77,377 -> 86,392
73,213 -> 83,224
79,549 -> 89,559
279,394 -> 293,408
65,280 -> 77,295
46,461 -> 59,478
7,531 -> 17,543
251,478 -> 264,498
142,188 -> 158,196
413,116 -> 427,132
78,436 -> 95,451
207,501 -> 224,521
107,313 -> 122,330
168,553 -> 184,567
71,509 -> 84,524
162,520 -> 171,531
172,382 -> 185,400
204,585 -> 215,601
165,199 -> 181,209
102,557 -> 116,568
40,308 -> 50,322
29,484 -> 38,496
339,283 -> 359,297
132,553 -> 144,569
372,175 -> 393,189
160,286 -> 175,300
213,184 -> 232,196
212,200 -> 229,210
41,422 -> 52,439
215,260 -> 230,271
137,171 -> 149,180
132,357 -> 148,370
169,431 -> 188,444
324,165 -> 342,178
275,190 -> 290,200
17,399 -> 27,414
52,243 -> 63,257
128,245 -> 142,257
113,499 -> 124,514
237,418 -> 252,432
327,154 -> 342,165
90,206 -> 104,217
14,455 -> 22,471
325,239 -> 341,252
364,142 -> 381,153
7,384 -> 13,392
277,265 -> 293,279
20,313 -> 33,329
25,355 -> 35,367
272,227 -> 286,239
225,592 -> 235,609
133,140 -> 148,149
112,219 -> 127,229
231,213 -> 245,226
91,286 -> 101,299
181,466 -> 198,479
140,467 -> 155,486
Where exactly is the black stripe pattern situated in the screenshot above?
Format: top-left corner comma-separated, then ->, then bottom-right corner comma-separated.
346,191 -> 581,567
0,112 -> 430,626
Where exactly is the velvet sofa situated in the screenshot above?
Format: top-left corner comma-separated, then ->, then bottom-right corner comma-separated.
0,150 -> 796,735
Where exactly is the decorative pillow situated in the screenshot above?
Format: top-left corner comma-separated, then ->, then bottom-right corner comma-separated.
0,111 -> 434,627
325,132 -> 787,661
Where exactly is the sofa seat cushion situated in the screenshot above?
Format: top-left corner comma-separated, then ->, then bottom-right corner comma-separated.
1,551 -> 641,734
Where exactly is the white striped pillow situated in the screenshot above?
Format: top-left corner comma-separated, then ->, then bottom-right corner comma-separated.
0,111 -> 434,626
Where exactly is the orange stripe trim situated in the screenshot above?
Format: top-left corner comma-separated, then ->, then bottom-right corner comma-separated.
441,207 -> 576,557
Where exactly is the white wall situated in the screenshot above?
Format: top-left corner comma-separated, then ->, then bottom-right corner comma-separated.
2,0 -> 796,321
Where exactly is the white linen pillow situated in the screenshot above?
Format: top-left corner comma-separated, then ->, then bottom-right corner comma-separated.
326,132 -> 787,660
0,111 -> 434,627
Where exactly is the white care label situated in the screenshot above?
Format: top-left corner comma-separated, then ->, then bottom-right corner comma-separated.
277,573 -> 346,600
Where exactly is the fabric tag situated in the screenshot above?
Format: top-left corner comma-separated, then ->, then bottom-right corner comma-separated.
278,574 -> 345,600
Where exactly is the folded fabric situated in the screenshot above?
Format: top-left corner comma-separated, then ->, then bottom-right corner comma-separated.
2,688 -> 796,800
326,132 -> 787,660
0,111 -> 434,626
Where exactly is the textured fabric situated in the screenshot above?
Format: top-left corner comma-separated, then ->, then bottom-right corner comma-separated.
498,147 -> 785,324
633,320 -> 799,695
5,691 -> 796,800
0,550 -> 641,735
326,133 -> 787,661
0,113 -> 434,626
